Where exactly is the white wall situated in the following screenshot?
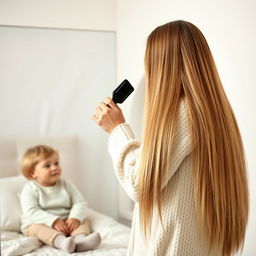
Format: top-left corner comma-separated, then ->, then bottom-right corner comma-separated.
0,0 -> 116,31
0,0 -> 119,220
0,26 -> 117,219
116,0 -> 256,255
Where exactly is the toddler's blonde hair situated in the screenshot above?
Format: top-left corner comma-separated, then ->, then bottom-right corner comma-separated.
21,145 -> 59,179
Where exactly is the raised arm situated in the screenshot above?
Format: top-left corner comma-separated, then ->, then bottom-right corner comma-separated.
108,100 -> 193,201
108,123 -> 141,202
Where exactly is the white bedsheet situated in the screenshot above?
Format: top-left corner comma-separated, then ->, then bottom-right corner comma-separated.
1,208 -> 130,256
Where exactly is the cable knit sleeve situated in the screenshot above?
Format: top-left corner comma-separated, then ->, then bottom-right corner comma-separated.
108,99 -> 193,202
108,123 -> 141,202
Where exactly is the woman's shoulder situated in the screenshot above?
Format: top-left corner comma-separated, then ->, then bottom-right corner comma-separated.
177,97 -> 190,124
179,96 -> 187,110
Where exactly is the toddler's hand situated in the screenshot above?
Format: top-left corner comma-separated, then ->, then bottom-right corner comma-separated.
65,218 -> 80,233
52,218 -> 69,235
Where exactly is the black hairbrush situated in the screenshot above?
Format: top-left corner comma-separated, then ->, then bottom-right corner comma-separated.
112,79 -> 134,104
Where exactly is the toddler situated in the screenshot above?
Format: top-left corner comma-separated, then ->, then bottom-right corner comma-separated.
20,145 -> 101,253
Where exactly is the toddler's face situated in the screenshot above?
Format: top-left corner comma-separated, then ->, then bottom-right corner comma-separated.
31,153 -> 62,186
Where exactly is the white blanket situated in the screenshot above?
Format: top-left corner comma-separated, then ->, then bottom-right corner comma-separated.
1,208 -> 130,256
1,232 -> 42,256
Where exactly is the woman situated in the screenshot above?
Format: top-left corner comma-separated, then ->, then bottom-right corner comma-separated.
92,20 -> 249,256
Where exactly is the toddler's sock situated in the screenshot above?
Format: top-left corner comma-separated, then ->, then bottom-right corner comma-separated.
53,234 -> 75,253
74,232 -> 101,252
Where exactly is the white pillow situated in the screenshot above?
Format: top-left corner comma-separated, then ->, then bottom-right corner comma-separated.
0,175 -> 27,231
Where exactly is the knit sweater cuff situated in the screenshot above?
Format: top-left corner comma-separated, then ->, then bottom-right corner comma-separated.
49,215 -> 60,228
108,123 -> 136,158
68,213 -> 85,223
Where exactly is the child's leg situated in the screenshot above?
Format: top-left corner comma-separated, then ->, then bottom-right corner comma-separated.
25,223 -> 62,246
70,218 -> 91,236
70,219 -> 101,252
25,224 -> 75,253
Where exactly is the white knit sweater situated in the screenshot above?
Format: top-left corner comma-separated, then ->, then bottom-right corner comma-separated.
108,99 -> 222,256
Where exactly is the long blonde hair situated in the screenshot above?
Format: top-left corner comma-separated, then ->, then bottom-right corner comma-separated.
139,20 -> 249,255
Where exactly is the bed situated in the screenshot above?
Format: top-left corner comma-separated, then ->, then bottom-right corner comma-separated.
0,136 -> 130,256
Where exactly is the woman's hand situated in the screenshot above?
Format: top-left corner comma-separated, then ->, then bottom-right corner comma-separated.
65,218 -> 80,233
92,97 -> 126,134
52,218 -> 69,235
